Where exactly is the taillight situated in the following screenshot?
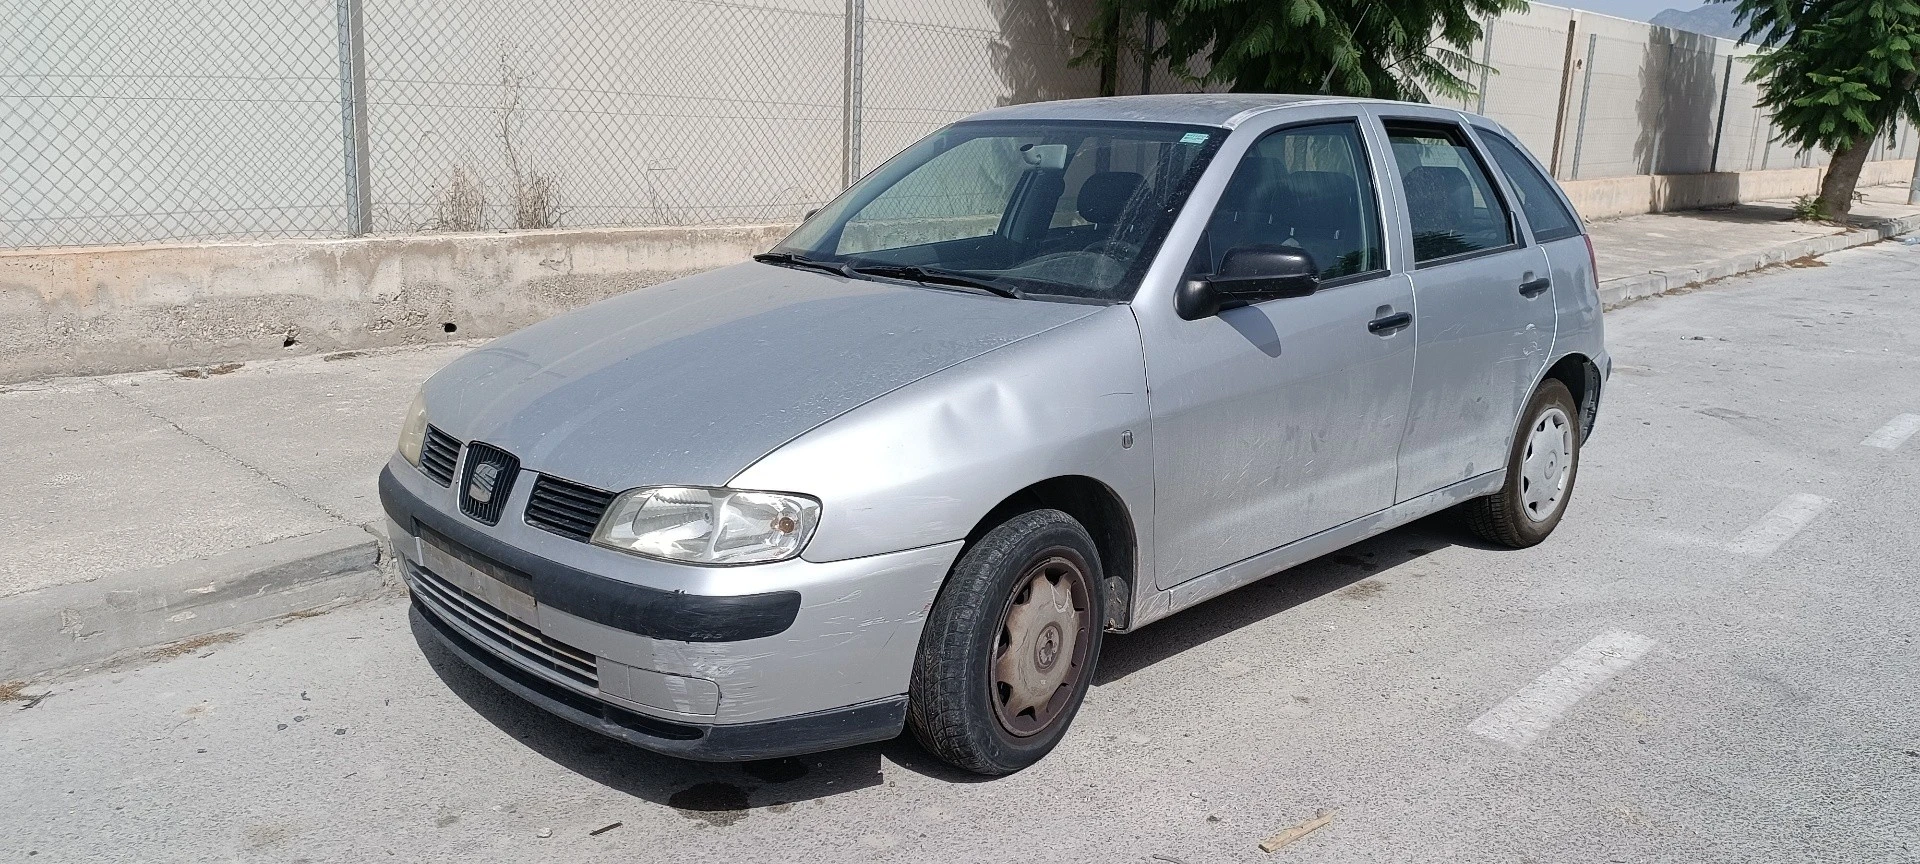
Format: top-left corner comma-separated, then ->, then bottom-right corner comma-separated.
1583,234 -> 1598,283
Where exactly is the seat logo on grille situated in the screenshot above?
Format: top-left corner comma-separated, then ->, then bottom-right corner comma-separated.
468,462 -> 502,504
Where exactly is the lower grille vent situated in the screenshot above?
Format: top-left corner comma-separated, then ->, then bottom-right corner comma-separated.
410,564 -> 598,688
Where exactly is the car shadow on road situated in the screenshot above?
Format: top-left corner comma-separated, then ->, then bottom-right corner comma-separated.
408,510 -> 1503,808
1093,510 -> 1496,686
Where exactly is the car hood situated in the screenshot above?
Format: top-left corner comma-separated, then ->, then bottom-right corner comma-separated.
422,262 -> 1102,491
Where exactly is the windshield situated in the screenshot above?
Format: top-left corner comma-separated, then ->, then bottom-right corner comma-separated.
770,120 -> 1223,303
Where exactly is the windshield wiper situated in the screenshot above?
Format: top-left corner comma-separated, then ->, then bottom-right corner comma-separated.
752,251 -> 854,278
847,264 -> 1025,299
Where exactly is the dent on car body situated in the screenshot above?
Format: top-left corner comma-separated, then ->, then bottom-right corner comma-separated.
422,261 -> 1099,491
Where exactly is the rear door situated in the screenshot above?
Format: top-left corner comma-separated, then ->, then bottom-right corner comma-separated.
1473,125 -> 1600,365
1377,114 -> 1556,501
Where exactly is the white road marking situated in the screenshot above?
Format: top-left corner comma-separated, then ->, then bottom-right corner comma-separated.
1468,630 -> 1657,749
1726,493 -> 1832,558
1862,414 -> 1920,449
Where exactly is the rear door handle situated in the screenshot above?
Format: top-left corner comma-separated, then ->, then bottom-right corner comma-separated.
1367,311 -> 1412,334
1519,277 -> 1552,297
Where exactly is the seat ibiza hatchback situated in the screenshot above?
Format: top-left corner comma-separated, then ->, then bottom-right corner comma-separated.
382,94 -> 1608,775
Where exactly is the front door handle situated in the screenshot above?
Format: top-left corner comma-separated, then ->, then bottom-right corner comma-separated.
1519,277 -> 1552,297
1367,311 -> 1412,334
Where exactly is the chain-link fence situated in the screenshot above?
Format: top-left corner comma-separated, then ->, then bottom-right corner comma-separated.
3,0 -> 348,248
3,0 -> 1100,248
4,0 -> 1916,250
360,0 -> 848,234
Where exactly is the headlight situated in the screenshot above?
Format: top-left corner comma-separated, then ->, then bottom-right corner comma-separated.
592,486 -> 821,565
397,388 -> 429,466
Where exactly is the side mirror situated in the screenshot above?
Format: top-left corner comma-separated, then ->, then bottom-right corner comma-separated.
1175,246 -> 1320,320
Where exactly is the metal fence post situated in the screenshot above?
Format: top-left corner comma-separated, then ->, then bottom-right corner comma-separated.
1475,14 -> 1495,114
1139,18 -> 1156,95
842,0 -> 865,188
1569,33 -> 1597,180
1647,37 -> 1671,175
334,0 -> 372,236
1708,54 -> 1734,173
1548,18 -> 1579,178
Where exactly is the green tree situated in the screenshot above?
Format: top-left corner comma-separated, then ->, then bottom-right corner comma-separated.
1737,0 -> 1920,220
1079,0 -> 1525,102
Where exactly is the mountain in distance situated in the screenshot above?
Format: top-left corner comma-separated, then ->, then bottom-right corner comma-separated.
1650,1 -> 1747,39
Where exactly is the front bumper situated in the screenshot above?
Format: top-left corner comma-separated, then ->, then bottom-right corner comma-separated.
411,597 -> 908,761
380,460 -> 961,760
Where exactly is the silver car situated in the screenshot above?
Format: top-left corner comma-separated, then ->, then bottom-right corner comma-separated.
381,94 -> 1607,775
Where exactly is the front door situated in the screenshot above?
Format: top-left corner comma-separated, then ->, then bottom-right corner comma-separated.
1380,117 -> 1558,501
1142,118 -> 1416,589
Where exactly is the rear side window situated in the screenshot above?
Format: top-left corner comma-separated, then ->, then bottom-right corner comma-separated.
1384,122 -> 1515,265
1195,120 -> 1386,283
1479,131 -> 1582,243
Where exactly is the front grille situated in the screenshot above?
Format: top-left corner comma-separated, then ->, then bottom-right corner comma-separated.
410,562 -> 599,689
458,442 -> 519,525
526,475 -> 616,542
419,425 -> 461,486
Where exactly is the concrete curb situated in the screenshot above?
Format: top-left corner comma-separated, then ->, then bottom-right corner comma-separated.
1599,212 -> 1920,310
0,525 -> 391,681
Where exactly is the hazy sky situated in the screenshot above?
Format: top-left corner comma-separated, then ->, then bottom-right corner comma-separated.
1549,0 -> 1695,22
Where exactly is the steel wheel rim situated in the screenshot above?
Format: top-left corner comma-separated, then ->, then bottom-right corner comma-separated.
989,553 -> 1093,738
1519,406 -> 1574,523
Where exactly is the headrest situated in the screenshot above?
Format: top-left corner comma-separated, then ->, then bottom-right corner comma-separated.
1077,171 -> 1144,225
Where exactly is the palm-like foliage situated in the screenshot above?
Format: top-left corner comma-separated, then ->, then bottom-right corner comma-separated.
1736,0 -> 1920,218
1080,0 -> 1526,102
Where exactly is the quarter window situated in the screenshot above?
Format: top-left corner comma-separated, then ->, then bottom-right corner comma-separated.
1194,121 -> 1385,283
1478,131 -> 1582,243
1384,123 -> 1515,264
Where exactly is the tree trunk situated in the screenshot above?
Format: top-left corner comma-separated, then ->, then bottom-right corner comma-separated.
1818,135 -> 1875,222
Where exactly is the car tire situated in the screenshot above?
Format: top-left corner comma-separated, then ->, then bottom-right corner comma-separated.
1465,379 -> 1581,548
907,509 -> 1105,775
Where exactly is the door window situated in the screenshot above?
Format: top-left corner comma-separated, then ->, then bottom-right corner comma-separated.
1384,123 -> 1516,264
1194,121 -> 1385,283
1477,131 -> 1583,243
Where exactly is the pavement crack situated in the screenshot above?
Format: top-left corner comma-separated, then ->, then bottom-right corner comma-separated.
102,384 -> 356,527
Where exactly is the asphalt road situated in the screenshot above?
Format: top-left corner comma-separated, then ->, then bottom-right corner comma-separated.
4,242 -> 1918,863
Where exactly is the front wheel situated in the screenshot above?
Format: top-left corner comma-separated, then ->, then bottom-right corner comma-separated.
1464,379 -> 1581,548
907,509 -> 1104,775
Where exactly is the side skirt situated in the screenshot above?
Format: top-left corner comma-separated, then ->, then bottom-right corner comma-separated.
1125,470 -> 1504,630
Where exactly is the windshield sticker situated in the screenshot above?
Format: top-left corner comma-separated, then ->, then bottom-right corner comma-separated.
1179,132 -> 1210,144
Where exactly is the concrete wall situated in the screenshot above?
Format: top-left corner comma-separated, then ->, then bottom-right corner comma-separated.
1470,6 -> 1919,181
1562,159 -> 1917,221
0,223 -> 792,384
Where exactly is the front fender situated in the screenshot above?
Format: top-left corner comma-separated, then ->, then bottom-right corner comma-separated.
730,305 -> 1154,564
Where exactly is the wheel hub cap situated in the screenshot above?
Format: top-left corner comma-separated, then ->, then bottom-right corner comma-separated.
991,556 -> 1089,737
1520,406 -> 1574,523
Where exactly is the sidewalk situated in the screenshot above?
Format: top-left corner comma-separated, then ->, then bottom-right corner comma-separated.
1589,183 -> 1920,306
2,183 -> 1915,680
0,344 -> 473,677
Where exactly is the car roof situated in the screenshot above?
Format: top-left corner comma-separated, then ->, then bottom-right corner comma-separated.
961,94 -> 1408,129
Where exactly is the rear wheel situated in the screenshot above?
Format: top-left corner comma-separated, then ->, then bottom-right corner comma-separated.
1465,379 -> 1581,548
907,509 -> 1104,775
